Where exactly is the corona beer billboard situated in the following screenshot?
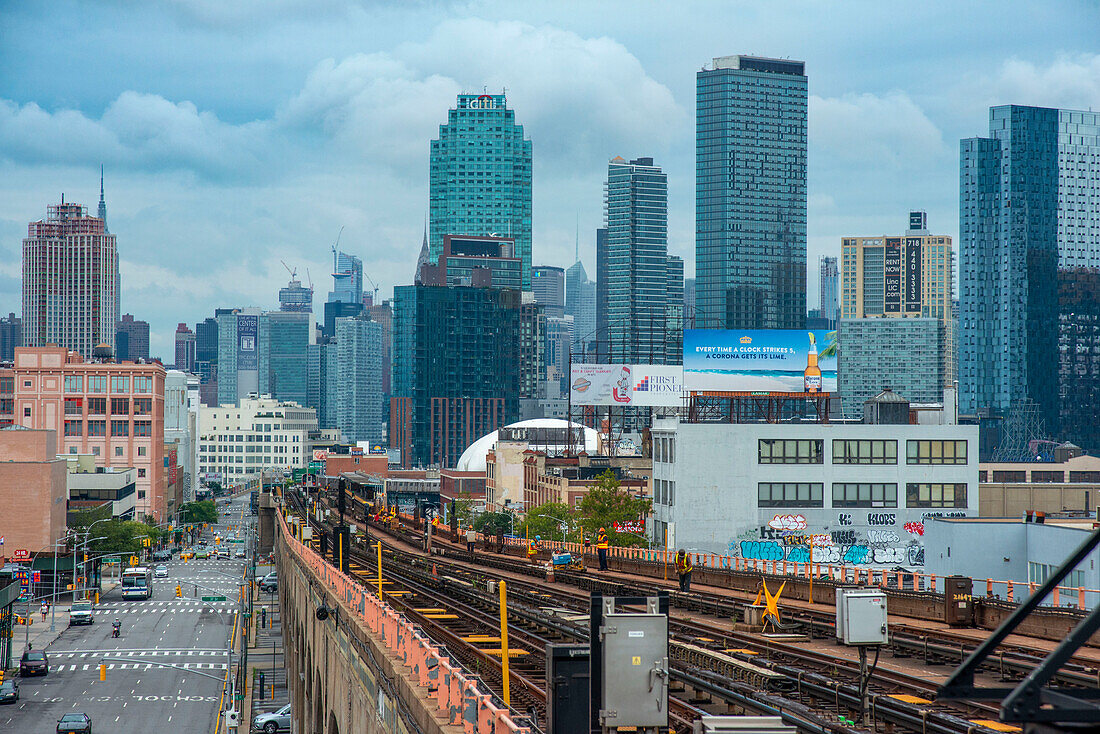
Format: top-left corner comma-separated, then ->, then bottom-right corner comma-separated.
682,329 -> 837,392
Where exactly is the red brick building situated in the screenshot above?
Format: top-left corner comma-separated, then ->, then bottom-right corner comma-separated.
0,427 -> 67,562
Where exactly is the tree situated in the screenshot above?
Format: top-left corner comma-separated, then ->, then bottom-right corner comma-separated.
179,500 -> 218,524
577,470 -> 651,548
82,520 -> 165,556
473,511 -> 515,537
518,502 -> 574,543
452,492 -> 475,527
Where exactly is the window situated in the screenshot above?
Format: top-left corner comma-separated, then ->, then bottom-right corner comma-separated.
978,470 -> 988,482
832,440 -> 897,465
87,420 -> 106,436
23,407 -> 31,417
111,375 -> 129,393
92,446 -> 100,456
88,375 -> 107,393
64,421 -> 82,437
906,483 -> 967,508
111,398 -> 129,415
833,483 -> 898,508
22,380 -> 31,388
64,375 -> 83,392
64,398 -> 82,415
88,397 -> 107,414
133,397 -> 152,414
1031,471 -> 1065,483
133,421 -> 152,437
111,420 -> 129,437
137,446 -> 146,456
758,439 -> 823,464
133,375 -> 152,394
1070,471 -> 1100,483
115,446 -> 124,457
137,489 -> 145,499
138,468 -> 146,478
69,446 -> 77,454
758,482 -> 823,507
668,439 -> 674,463
992,470 -> 1026,483
906,440 -> 968,465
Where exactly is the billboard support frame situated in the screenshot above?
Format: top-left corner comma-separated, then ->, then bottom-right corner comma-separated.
686,391 -> 833,424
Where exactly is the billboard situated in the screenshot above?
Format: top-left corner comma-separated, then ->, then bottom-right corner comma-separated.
905,238 -> 922,312
237,314 -> 258,371
884,238 -> 902,313
569,364 -> 684,407
682,329 -> 837,392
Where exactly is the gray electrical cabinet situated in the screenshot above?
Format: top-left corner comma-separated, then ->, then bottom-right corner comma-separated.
600,612 -> 669,729
839,590 -> 888,645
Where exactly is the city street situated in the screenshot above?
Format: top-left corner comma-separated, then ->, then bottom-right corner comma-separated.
1,498 -> 252,733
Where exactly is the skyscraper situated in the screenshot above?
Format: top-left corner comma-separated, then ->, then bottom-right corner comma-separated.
819,256 -> 839,327
565,260 -> 596,354
323,248 -> 364,339
683,278 -> 696,329
605,157 -> 675,364
0,313 -> 22,362
116,314 -> 150,361
391,284 -> 521,467
532,266 -> 565,317
216,308 -> 261,406
174,323 -> 196,372
430,93 -> 533,288
960,105 -> 1100,452
279,274 -> 313,313
665,255 -> 684,364
22,199 -> 119,357
696,55 -> 807,330
595,227 -> 609,358
333,315 -> 384,443
259,310 -> 311,407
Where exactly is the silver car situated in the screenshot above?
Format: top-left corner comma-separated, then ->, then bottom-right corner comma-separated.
252,703 -> 290,733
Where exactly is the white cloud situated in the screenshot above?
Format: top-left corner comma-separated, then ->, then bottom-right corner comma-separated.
990,54 -> 1100,112
811,91 -> 946,167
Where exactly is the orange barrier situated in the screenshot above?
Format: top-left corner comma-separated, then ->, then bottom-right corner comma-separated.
279,512 -> 530,733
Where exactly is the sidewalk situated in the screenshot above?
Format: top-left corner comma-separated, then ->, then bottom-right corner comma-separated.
241,563 -> 288,729
12,602 -> 71,655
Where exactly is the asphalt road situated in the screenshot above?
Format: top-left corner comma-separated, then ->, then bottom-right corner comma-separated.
2,495 -> 255,734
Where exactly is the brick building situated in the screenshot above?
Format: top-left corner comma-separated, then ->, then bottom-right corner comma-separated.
0,427 -> 67,561
0,346 -> 167,520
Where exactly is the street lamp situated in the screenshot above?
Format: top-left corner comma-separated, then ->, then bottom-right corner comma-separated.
536,514 -> 570,544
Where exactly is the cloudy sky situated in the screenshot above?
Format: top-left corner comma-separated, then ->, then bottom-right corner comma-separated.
2,1 -> 1099,358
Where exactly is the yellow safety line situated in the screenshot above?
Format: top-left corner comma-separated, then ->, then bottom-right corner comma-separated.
889,694 -> 932,705
969,722 -> 1021,733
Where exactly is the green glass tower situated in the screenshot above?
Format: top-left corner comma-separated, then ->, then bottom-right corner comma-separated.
429,93 -> 533,289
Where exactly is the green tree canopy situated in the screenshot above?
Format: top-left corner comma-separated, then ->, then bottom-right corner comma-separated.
577,471 -> 651,548
473,511 -> 515,537
179,500 -> 218,524
517,502 -> 576,543
81,520 -> 165,556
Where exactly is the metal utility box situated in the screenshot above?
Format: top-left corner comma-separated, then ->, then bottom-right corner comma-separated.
546,644 -> 589,734
600,613 -> 669,729
839,590 -> 888,645
834,587 -> 862,641
944,575 -> 974,627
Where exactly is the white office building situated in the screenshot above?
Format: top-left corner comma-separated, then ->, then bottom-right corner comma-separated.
197,396 -> 322,483
651,393 -> 978,569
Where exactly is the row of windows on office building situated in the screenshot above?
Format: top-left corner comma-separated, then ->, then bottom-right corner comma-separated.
64,397 -> 153,415
757,439 -> 968,465
654,479 -> 965,510
63,419 -> 153,437
654,438 -> 969,466
62,375 -> 154,393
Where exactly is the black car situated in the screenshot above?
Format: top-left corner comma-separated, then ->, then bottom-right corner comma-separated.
20,649 -> 48,676
0,679 -> 18,704
57,712 -> 92,733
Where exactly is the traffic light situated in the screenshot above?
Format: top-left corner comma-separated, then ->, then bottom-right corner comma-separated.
0,669 -> 5,683
175,585 -> 182,598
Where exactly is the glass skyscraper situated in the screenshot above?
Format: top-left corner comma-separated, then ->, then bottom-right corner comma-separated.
333,315 -> 384,443
695,55 -> 807,330
606,157 -> 679,364
565,259 -> 596,354
960,105 -> 1100,451
259,310 -> 311,407
429,93 -> 533,289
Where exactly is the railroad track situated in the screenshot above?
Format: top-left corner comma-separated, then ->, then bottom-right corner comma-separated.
288,489 -> 1023,733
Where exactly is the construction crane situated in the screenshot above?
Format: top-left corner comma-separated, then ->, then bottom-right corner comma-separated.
281,260 -> 297,280
331,226 -> 381,306
364,272 -> 380,306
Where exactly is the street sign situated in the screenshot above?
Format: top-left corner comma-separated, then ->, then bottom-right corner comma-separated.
13,549 -> 29,561
201,595 -> 227,602
104,556 -> 120,566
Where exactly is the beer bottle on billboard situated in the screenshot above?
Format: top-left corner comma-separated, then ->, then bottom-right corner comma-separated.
804,332 -> 822,393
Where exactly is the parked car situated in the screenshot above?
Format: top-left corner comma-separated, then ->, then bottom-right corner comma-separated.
56,712 -> 92,733
0,679 -> 18,704
69,600 -> 94,626
258,572 -> 277,593
20,649 -> 48,676
252,703 -> 291,733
